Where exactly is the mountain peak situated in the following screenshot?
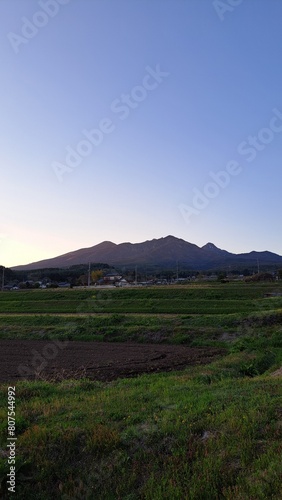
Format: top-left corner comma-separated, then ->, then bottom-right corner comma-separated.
202,242 -> 220,251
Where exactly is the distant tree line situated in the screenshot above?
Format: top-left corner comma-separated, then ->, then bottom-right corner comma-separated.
1,263 -> 111,287
1,263 -> 282,288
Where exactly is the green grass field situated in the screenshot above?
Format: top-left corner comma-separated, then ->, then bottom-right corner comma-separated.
0,283 -> 282,499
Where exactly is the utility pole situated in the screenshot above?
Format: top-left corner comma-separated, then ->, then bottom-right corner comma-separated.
176,261 -> 179,281
1,266 -> 4,291
88,262 -> 91,287
257,258 -> 260,274
135,266 -> 137,285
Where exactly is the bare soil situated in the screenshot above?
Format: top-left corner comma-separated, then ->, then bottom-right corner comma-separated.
0,340 -> 225,382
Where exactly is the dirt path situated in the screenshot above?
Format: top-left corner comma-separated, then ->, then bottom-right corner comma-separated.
0,340 -> 225,382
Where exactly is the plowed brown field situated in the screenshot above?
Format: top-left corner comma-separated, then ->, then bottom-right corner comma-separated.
0,340 -> 225,382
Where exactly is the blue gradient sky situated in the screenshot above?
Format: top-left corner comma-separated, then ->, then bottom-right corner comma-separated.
1,0 -> 282,267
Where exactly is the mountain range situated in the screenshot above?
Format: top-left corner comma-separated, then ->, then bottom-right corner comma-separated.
11,236 -> 282,271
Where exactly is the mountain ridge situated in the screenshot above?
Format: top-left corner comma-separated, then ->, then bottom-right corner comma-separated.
10,236 -> 282,271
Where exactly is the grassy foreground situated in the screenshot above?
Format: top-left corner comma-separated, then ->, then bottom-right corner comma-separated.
0,283 -> 281,498
0,358 -> 281,499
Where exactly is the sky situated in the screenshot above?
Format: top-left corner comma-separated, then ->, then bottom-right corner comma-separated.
1,0 -> 282,268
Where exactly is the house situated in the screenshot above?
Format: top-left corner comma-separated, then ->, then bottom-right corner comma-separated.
103,273 -> 122,283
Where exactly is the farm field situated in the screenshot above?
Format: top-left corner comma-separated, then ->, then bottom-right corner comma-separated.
0,340 -> 225,383
0,284 -> 282,347
0,283 -> 282,499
